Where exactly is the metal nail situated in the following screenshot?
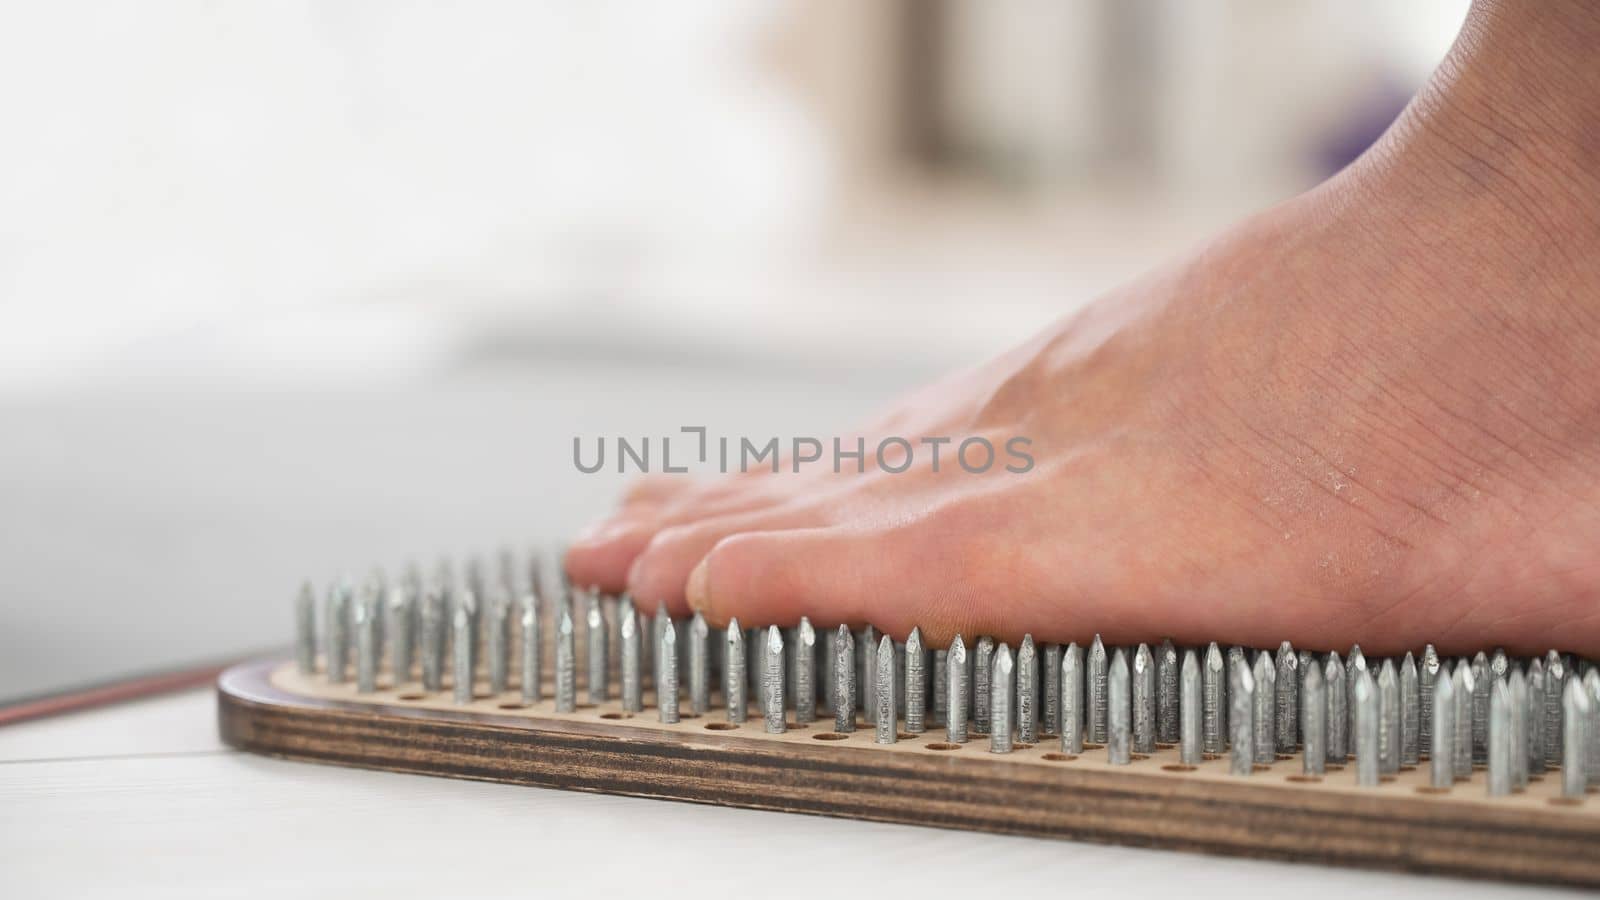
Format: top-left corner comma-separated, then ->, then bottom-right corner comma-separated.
586,592 -> 608,705
764,626 -> 786,734
1431,670 -> 1455,790
1252,651 -> 1276,764
520,593 -> 541,704
325,581 -> 351,684
421,586 -> 445,692
1420,644 -> 1439,756
1275,641 -> 1298,752
933,648 -> 949,728
1400,652 -> 1419,767
783,617 -> 810,724
974,636 -> 995,734
452,602 -> 474,705
1043,643 -> 1062,737
947,635 -> 969,743
1487,678 -> 1512,797
831,624 -> 853,732
486,590 -> 509,696
659,617 -> 680,724
1471,652 -> 1490,764
1229,660 -> 1255,776
620,602 -> 642,712
683,612 -> 708,715
1355,669 -> 1378,787
1453,659 -> 1473,779
904,627 -> 925,734
1325,652 -> 1347,764
355,589 -> 378,694
388,582 -> 414,686
1509,667 -> 1529,791
1203,643 -> 1225,755
875,634 -> 896,744
1107,648 -> 1130,765
555,604 -> 576,712
1527,657 -> 1546,775
1563,678 -> 1589,800
1545,649 -> 1566,769
296,582 -> 317,675
859,625 -> 879,724
991,643 -> 1015,753
1017,635 -> 1038,744
1132,643 -> 1156,754
1584,670 -> 1600,785
1061,641 -> 1083,755
1180,649 -> 1202,766
726,618 -> 747,724
1346,644 -> 1366,748
1378,659 -> 1399,775
1301,658 -> 1326,777
1088,635 -> 1108,744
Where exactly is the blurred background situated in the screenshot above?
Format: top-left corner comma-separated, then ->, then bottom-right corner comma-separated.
0,0 -> 1469,702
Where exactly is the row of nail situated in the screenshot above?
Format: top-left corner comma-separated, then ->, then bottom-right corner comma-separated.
295,559 -> 1600,802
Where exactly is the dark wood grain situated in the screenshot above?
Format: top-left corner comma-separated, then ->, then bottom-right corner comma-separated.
218,659 -> 1600,888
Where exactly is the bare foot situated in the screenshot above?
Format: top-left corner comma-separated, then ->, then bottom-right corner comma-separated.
567,0 -> 1600,656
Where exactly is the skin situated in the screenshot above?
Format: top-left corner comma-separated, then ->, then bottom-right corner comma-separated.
566,0 -> 1600,657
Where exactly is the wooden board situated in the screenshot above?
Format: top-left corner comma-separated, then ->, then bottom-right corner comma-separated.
218,659 -> 1600,888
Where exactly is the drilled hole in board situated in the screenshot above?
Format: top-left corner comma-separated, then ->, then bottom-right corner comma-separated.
926,742 -> 962,751
896,732 -> 918,741
1415,786 -> 1451,795
1285,774 -> 1321,783
497,702 -> 527,710
1252,764 -> 1272,773
1013,742 -> 1035,751
1202,752 -> 1223,761
704,722 -> 740,731
398,693 -> 426,701
1043,753 -> 1077,762
1130,753 -> 1150,761
1275,753 -> 1295,761
813,732 -> 850,741
1380,775 -> 1398,783
787,722 -> 808,730
1163,764 -> 1198,772
1549,796 -> 1585,806
1083,742 -> 1104,750
600,711 -> 633,720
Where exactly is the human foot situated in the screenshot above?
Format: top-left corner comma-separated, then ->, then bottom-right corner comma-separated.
566,0 -> 1600,656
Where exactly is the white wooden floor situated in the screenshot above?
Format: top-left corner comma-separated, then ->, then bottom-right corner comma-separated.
0,687 -> 1575,899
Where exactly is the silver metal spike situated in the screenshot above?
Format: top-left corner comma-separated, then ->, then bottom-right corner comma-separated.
1156,639 -> 1179,745
1453,659 -> 1473,779
1354,669 -> 1379,787
420,586 -> 445,691
387,582 -> 414,685
1400,652 -> 1419,767
1132,643 -> 1156,753
1491,648 -> 1508,683
1061,641 -> 1083,755
782,617 -> 810,724
295,582 -> 317,675
1301,659 -> 1326,776
1471,652 -> 1489,764
1527,658 -> 1547,774
1326,653 -> 1347,764
933,648 -> 949,727
904,627 -> 925,734
1203,643 -> 1225,755
1420,645 -> 1439,756
1431,670 -> 1455,790
1016,635 -> 1038,744
831,624 -> 853,732
555,605 -> 576,712
947,635 -> 968,743
1509,667 -> 1529,791
1107,648 -> 1130,765
1487,679 -> 1512,796
858,625 -> 879,724
485,591 -> 509,695
1088,635 -> 1108,744
875,634 -> 896,744
764,626 -> 787,734
1585,670 -> 1600,785
1229,660 -> 1255,776
325,581 -> 351,684
1563,678 -> 1589,799
1252,652 -> 1276,764
620,602 -> 642,712
520,593 -> 541,704
686,612 -> 710,715
725,619 -> 747,724
973,636 -> 995,734
990,643 -> 1015,753
586,593 -> 608,705
1346,645 -> 1366,748
1378,659 -> 1399,775
355,589 -> 378,694
658,617 -> 680,724
1545,650 -> 1566,768
452,602 -> 474,705
1180,650 -> 1202,766
1043,643 -> 1062,737
1275,641 -> 1298,752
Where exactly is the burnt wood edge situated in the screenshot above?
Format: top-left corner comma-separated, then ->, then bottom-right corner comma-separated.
217,659 -> 1598,888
